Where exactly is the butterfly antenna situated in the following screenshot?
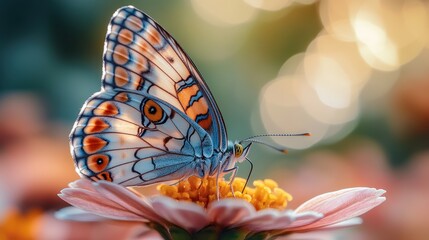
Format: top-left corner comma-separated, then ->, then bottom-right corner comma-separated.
242,157 -> 254,193
241,133 -> 311,142
241,139 -> 289,154
240,133 -> 310,154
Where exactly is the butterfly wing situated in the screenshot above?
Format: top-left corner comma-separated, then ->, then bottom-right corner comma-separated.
70,90 -> 213,186
101,6 -> 227,151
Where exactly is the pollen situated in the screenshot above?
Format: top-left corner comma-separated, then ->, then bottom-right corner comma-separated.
157,176 -> 293,210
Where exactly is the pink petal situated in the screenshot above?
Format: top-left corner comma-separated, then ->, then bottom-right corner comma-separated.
150,196 -> 210,233
59,188 -> 145,222
292,187 -> 385,230
55,206 -> 109,222
95,181 -> 162,222
60,179 -> 163,223
207,199 -> 323,232
69,178 -> 96,191
281,218 -> 363,239
127,225 -> 164,240
282,211 -> 324,229
239,209 -> 322,232
207,199 -> 255,227
319,217 -> 363,229
238,209 -> 293,231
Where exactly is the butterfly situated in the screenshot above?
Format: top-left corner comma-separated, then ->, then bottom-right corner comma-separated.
70,6 -> 307,187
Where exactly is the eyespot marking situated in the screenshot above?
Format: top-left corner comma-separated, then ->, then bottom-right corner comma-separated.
87,154 -> 110,173
143,99 -> 164,124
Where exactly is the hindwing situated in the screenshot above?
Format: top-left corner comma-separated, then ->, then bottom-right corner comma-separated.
70,90 -> 213,186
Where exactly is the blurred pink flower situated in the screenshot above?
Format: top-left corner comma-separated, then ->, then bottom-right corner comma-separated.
59,179 -> 385,239
267,138 -> 429,240
0,93 -> 78,209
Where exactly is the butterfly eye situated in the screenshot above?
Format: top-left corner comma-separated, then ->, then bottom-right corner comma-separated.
234,143 -> 244,157
143,99 -> 165,124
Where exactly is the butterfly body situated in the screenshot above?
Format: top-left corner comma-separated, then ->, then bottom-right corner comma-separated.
70,6 -> 251,186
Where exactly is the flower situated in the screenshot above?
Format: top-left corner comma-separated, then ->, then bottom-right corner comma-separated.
58,176 -> 385,239
156,176 -> 292,210
0,208 -> 43,240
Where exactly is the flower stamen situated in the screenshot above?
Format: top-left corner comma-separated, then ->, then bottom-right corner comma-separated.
157,176 -> 293,210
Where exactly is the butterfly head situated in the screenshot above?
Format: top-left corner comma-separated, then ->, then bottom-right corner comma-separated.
228,141 -> 252,164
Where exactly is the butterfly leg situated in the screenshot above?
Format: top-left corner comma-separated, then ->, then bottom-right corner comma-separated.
169,178 -> 185,186
197,177 -> 205,190
215,160 -> 223,200
221,166 -> 239,197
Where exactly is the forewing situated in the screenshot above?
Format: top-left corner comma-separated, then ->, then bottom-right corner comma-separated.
102,6 -> 227,151
70,90 -> 213,186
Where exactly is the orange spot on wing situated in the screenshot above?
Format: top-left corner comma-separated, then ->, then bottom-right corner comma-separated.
87,154 -> 110,173
113,45 -> 129,65
114,92 -> 129,102
114,67 -> 129,87
132,54 -> 148,73
94,102 -> 119,116
119,136 -> 126,146
118,29 -> 133,45
127,16 -> 143,32
177,85 -> 212,130
185,97 -> 212,130
147,28 -> 161,46
83,136 -> 108,154
84,118 -> 110,134
177,85 -> 199,109
197,114 -> 212,130
96,171 -> 113,182
138,42 -> 150,54
184,97 -> 209,119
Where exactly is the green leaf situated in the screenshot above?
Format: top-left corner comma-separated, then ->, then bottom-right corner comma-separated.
192,225 -> 219,240
169,225 -> 192,240
219,228 -> 248,240
245,232 -> 271,240
192,226 -> 250,240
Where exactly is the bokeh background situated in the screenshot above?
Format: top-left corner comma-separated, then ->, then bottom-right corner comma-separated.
1,0 -> 429,239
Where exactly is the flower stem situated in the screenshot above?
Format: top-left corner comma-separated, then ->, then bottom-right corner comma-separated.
146,222 -> 174,240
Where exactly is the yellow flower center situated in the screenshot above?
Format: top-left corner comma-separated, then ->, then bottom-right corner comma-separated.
157,176 -> 292,210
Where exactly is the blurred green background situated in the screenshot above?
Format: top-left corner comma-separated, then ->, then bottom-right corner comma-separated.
0,0 -> 324,177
